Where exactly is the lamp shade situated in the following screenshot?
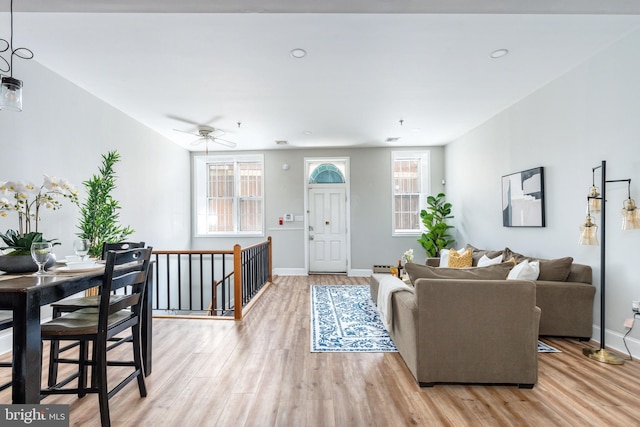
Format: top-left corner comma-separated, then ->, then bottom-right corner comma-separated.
587,186 -> 601,214
578,215 -> 599,245
0,76 -> 23,112
622,199 -> 640,230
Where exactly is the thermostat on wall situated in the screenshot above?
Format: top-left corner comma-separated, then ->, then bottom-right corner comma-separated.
284,213 -> 294,222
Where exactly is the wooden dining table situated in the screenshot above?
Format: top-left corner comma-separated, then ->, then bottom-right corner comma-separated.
0,266 -> 153,404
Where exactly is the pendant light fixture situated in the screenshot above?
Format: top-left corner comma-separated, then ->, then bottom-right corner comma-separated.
621,181 -> 640,230
578,215 -> 598,246
0,0 -> 34,112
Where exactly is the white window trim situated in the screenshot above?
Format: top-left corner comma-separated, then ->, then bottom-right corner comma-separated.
391,150 -> 431,236
194,154 -> 265,237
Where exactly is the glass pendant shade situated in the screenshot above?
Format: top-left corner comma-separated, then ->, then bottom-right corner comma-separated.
621,198 -> 640,230
0,76 -> 23,112
578,215 -> 599,246
587,186 -> 601,214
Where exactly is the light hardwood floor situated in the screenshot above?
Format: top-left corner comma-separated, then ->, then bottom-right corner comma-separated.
1,275 -> 640,426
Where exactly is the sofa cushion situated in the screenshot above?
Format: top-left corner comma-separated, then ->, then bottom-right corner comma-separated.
466,244 -> 505,266
503,247 -> 574,281
503,247 -> 527,263
438,247 -> 466,267
538,257 -> 573,281
477,254 -> 504,267
507,260 -> 540,280
447,248 -> 472,268
404,262 -> 514,285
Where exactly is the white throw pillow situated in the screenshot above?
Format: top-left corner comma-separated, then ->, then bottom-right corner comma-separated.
507,260 -> 540,280
438,247 -> 466,267
477,254 -> 504,267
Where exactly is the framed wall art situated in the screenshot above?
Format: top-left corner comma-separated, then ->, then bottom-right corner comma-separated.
502,166 -> 545,227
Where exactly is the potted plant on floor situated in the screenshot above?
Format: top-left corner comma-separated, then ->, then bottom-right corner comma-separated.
76,150 -> 134,258
417,192 -> 455,259
0,176 -> 78,272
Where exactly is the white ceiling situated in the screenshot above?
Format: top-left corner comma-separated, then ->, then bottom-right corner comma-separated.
3,1 -> 640,151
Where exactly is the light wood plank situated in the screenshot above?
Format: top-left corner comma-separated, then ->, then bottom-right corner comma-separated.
0,275 -> 639,426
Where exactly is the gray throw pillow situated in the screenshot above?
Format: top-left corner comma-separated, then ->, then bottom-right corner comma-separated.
466,244 -> 505,266
503,248 -> 574,281
404,262 -> 514,285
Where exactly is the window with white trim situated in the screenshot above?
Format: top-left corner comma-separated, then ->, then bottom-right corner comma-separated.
194,154 -> 264,236
392,151 -> 430,235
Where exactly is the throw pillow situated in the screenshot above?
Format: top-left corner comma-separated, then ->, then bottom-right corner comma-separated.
447,248 -> 472,268
503,247 -> 527,263
404,262 -> 514,285
438,247 -> 466,268
538,257 -> 573,281
466,244 -> 505,266
477,254 -> 504,267
507,260 -> 540,280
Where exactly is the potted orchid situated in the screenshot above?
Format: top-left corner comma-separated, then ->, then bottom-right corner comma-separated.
0,175 -> 78,272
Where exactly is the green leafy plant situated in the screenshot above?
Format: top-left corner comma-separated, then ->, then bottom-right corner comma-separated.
417,193 -> 455,258
77,151 -> 134,258
0,230 -> 59,256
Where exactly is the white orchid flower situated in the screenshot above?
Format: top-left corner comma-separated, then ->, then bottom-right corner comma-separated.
43,174 -> 61,190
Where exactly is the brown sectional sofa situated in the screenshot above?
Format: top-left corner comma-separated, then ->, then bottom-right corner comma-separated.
370,272 -> 540,388
370,249 -> 595,388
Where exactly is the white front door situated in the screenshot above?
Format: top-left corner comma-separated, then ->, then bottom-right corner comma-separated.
308,186 -> 347,273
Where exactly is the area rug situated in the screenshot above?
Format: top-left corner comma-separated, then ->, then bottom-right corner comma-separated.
537,341 -> 561,353
310,284 -> 398,352
310,284 -> 561,354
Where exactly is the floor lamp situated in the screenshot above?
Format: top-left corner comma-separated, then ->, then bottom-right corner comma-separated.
579,160 -> 639,365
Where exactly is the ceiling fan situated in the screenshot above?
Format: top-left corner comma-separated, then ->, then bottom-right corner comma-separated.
173,125 -> 237,150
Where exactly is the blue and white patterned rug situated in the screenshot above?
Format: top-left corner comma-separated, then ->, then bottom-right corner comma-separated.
537,341 -> 561,353
310,285 -> 398,352
310,284 -> 560,353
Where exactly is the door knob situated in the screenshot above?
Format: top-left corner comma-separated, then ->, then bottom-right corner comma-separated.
325,221 -> 330,225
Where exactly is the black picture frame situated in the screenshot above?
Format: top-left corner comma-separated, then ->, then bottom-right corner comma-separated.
502,166 -> 545,227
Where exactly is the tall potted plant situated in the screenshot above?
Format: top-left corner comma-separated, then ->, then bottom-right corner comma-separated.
77,151 -> 134,258
417,193 -> 455,258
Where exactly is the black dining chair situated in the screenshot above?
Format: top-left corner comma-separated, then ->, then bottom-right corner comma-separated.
47,241 -> 146,386
40,246 -> 152,427
0,311 -> 13,392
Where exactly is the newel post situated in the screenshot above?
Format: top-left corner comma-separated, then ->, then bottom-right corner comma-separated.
233,244 -> 242,320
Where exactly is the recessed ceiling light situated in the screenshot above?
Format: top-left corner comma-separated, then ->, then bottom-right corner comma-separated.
290,48 -> 307,59
275,140 -> 288,145
303,130 -> 312,135
385,137 -> 401,143
490,49 -> 509,59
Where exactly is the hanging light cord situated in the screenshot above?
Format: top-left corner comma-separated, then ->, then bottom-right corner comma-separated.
0,0 -> 34,76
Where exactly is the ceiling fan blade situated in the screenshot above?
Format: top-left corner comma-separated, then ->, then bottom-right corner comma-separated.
190,138 -> 204,146
167,115 -> 201,126
212,137 -> 237,148
173,128 -> 200,137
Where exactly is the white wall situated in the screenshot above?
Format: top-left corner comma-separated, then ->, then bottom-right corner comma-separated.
445,29 -> 640,356
190,146 -> 445,274
0,60 -> 192,254
0,60 -> 192,352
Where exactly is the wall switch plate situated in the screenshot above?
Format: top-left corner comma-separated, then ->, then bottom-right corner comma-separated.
624,318 -> 634,328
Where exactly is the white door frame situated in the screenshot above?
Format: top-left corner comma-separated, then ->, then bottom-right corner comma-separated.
304,157 -> 351,275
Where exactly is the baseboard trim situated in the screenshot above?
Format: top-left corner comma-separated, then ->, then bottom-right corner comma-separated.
590,325 -> 640,360
273,268 -> 307,276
